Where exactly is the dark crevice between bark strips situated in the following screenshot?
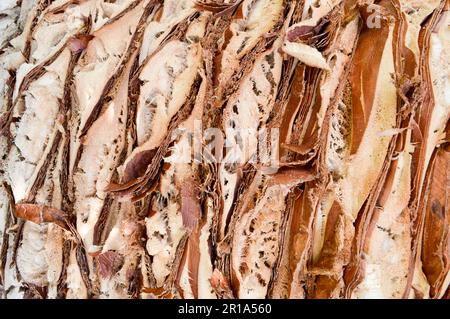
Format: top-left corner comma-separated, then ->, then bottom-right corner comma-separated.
0,70 -> 15,138
195,0 -> 243,17
22,282 -> 48,299
56,238 -> 72,298
0,182 -> 16,291
197,2 -> 245,269
126,254 -> 144,298
92,196 -> 114,247
266,187 -> 302,298
10,221 -> 24,283
26,132 -> 63,203
286,182 -> 319,298
52,25 -> 99,299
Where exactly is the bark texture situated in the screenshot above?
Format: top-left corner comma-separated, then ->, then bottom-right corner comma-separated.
0,0 -> 449,299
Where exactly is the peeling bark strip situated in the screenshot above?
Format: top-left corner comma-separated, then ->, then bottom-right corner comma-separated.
0,0 -> 449,299
15,204 -> 71,231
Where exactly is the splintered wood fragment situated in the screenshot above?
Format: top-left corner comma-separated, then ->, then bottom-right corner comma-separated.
15,204 -> 71,231
267,168 -> 316,187
282,41 -> 330,70
180,178 -> 202,231
98,251 -> 125,279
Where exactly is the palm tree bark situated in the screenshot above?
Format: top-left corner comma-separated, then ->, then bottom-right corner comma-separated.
0,0 -> 448,299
